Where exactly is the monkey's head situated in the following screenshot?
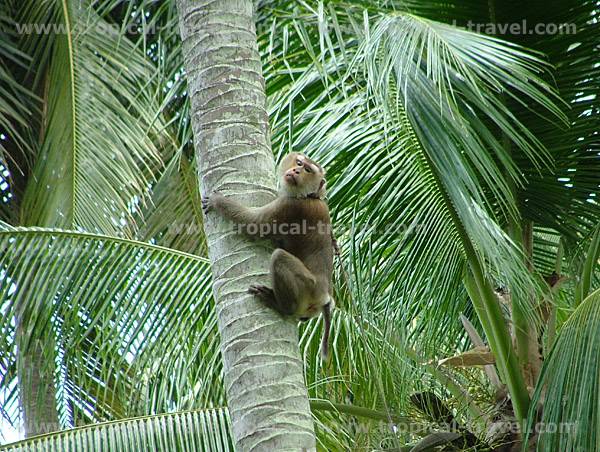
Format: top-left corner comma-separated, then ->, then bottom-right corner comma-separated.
279,153 -> 326,199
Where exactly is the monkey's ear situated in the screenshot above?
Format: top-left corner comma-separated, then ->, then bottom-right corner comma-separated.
317,178 -> 327,198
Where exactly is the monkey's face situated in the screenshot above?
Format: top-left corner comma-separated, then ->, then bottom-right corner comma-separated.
279,153 -> 325,198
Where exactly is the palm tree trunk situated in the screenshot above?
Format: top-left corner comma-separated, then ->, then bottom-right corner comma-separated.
176,1 -> 317,450
16,315 -> 59,437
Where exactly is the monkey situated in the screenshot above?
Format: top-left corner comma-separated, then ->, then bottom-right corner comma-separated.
202,152 -> 334,360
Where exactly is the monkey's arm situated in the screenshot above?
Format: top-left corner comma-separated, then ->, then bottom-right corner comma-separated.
202,192 -> 279,237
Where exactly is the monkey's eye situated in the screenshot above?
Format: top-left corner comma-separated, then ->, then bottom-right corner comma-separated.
296,159 -> 303,166
305,166 -> 312,173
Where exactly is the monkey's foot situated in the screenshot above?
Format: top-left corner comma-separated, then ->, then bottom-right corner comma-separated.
201,195 -> 211,214
248,285 -> 275,300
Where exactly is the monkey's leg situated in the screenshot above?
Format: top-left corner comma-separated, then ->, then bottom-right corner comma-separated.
249,248 -> 316,317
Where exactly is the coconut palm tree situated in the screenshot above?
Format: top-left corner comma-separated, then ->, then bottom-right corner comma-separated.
0,0 -> 598,450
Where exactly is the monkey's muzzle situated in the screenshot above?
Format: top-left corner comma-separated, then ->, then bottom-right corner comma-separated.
284,172 -> 298,185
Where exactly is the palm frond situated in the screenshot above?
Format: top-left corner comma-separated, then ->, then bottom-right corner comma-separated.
526,287 -> 600,450
0,228 -> 222,428
0,407 -> 233,452
14,0 -> 171,235
0,2 -> 36,163
355,12 -> 566,306
0,3 -> 37,224
489,0 -> 600,239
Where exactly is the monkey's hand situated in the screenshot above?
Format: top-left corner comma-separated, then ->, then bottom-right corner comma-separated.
202,191 -> 224,215
202,192 -> 266,232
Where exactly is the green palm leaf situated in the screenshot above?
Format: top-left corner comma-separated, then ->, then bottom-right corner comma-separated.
0,228 -> 223,427
0,407 -> 233,452
488,1 -> 600,239
1,0 -> 597,448
14,0 -> 170,235
0,3 -> 37,224
526,287 -> 600,450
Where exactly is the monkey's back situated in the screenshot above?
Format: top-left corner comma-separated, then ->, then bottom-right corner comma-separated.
273,198 -> 333,292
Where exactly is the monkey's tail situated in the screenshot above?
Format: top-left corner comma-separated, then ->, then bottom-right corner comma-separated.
321,299 -> 334,361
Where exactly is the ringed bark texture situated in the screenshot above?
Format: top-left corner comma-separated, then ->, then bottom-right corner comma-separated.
176,0 -> 317,450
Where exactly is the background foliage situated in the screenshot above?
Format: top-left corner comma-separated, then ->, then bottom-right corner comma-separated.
0,0 -> 598,449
